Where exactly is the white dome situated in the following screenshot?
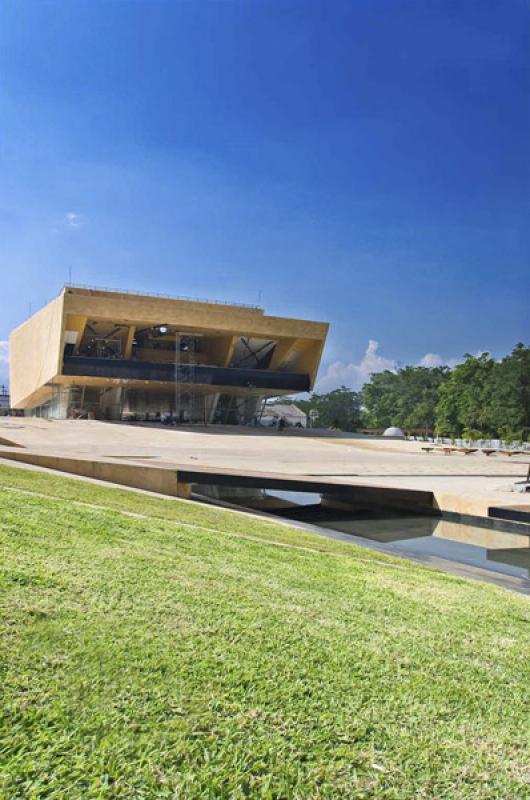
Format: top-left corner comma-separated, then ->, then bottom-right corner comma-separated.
383,426 -> 405,438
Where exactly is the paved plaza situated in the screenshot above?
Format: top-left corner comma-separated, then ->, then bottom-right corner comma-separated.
1,418 -> 529,518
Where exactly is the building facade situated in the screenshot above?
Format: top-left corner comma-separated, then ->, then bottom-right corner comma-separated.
9,285 -> 328,423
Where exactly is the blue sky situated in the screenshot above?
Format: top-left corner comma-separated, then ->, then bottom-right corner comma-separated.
1,0 -> 528,389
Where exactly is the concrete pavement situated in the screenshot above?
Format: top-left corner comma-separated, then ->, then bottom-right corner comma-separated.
0,417 -> 529,520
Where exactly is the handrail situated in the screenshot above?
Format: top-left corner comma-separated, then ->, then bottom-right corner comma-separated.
63,284 -> 262,310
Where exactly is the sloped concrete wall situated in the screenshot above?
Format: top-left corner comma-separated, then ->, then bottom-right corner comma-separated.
9,295 -> 65,409
0,451 -> 180,496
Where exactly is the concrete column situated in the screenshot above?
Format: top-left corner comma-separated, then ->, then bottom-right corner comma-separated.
124,326 -> 136,358
205,392 -> 220,424
99,387 -> 123,420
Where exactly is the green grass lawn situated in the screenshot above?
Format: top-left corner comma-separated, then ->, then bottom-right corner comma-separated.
1,463 -> 529,799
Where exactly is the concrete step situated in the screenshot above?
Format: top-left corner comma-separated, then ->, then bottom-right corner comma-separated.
489,504 -> 530,527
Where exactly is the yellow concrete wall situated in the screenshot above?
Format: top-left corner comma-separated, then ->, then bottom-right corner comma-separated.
63,288 -> 328,342
290,339 -> 328,385
202,335 -> 238,366
61,288 -> 328,389
9,294 -> 65,408
10,287 -> 329,409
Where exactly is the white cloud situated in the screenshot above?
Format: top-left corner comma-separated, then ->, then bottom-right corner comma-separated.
419,352 -> 461,368
316,340 -> 397,392
418,352 -> 443,368
65,211 -> 82,228
316,340 -> 463,392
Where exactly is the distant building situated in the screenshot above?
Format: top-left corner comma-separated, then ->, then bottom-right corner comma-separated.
0,385 -> 9,413
9,285 -> 328,423
383,426 -> 405,439
362,426 -> 432,437
260,403 -> 307,428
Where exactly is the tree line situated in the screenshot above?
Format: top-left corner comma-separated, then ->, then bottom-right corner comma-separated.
295,343 -> 530,441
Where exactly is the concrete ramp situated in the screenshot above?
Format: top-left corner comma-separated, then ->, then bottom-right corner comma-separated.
0,449 -> 435,513
2,448 -> 529,530
0,437 -> 24,448
489,505 -> 530,526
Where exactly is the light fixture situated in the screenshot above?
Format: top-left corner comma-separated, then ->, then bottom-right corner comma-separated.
159,325 -> 168,334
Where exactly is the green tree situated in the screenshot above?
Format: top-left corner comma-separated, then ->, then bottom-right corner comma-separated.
361,371 -> 397,429
485,343 -> 530,441
362,367 -> 449,433
293,342 -> 528,440
435,353 -> 496,438
296,386 -> 362,431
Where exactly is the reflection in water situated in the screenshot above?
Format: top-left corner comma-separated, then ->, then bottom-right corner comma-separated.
212,488 -> 530,581
333,519 -> 530,579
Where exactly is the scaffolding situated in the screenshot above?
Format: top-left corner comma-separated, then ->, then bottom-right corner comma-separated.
174,333 -> 207,424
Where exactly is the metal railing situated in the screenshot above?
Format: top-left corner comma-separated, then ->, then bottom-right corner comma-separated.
62,356 -> 311,392
63,284 -> 262,310
15,282 -> 262,337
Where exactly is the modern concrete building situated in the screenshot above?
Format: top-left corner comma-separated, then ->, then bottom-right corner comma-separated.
9,285 -> 328,423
